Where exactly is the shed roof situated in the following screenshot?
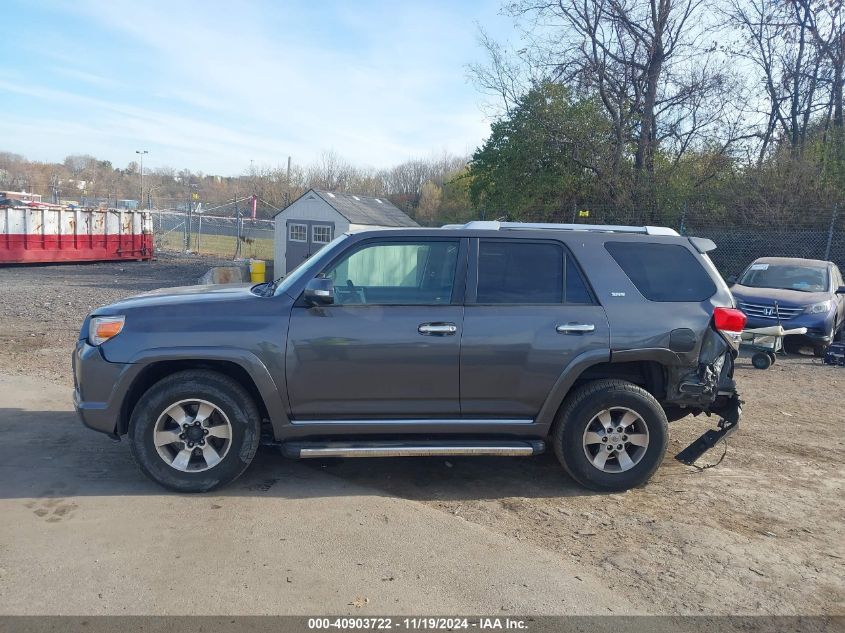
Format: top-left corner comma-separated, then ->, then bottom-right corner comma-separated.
277,189 -> 418,227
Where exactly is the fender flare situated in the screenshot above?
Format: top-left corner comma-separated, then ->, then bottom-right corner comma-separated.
534,347 -> 681,431
534,349 -> 610,431
119,347 -> 289,434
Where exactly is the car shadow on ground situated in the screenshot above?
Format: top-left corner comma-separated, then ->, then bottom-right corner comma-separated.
0,408 -> 598,501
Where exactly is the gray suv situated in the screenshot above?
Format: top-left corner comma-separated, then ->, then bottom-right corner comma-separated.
73,221 -> 745,493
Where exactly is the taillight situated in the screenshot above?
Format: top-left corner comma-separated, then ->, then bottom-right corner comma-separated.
713,307 -> 746,332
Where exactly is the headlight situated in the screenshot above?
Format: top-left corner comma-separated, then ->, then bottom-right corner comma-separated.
88,315 -> 125,345
806,301 -> 832,314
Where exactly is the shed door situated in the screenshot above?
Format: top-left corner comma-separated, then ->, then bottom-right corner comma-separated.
286,220 -> 334,272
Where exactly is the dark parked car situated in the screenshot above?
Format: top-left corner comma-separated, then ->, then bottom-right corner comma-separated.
74,221 -> 745,493
730,257 -> 845,356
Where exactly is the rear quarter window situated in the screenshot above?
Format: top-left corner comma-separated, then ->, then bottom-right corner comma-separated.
605,241 -> 717,302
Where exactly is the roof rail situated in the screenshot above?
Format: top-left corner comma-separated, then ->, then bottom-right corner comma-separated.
443,220 -> 679,236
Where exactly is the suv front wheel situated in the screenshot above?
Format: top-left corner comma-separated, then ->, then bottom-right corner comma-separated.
128,369 -> 261,492
552,379 -> 668,492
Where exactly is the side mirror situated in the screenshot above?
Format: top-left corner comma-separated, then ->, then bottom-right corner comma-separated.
303,277 -> 334,305
836,285 -> 845,295
726,275 -> 738,286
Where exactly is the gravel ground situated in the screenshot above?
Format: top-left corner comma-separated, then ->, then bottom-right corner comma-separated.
0,255 -> 228,385
0,257 -> 842,615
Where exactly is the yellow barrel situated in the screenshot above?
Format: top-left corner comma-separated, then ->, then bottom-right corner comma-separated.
249,259 -> 266,282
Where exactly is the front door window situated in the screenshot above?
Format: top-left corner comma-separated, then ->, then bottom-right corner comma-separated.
324,240 -> 459,305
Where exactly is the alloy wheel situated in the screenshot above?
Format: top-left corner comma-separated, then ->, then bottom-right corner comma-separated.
153,399 -> 233,472
582,407 -> 649,473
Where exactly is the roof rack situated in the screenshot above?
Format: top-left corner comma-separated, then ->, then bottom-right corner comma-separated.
443,220 -> 679,236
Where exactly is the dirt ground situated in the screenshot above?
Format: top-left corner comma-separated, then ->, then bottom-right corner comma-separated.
0,257 -> 843,615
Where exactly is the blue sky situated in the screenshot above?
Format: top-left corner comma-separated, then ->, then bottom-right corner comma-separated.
0,0 -> 512,174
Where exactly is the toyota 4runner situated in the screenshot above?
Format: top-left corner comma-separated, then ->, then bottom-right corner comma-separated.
73,221 -> 745,493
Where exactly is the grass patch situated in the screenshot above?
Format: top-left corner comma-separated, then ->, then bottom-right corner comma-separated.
157,232 -> 274,261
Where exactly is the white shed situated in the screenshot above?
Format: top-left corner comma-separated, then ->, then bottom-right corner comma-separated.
273,188 -> 418,276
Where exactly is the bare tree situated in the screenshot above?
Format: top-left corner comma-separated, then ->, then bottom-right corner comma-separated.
467,28 -> 534,115
495,0 -> 738,204
799,0 -> 844,149
727,0 -> 828,162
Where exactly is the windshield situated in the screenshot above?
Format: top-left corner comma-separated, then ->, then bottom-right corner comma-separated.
272,234 -> 350,296
739,263 -> 829,293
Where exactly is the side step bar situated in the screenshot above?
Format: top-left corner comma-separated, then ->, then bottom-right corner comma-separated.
282,440 -> 545,459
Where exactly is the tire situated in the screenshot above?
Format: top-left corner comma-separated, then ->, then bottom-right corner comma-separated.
128,369 -> 261,493
551,379 -> 668,492
814,324 -> 835,357
766,351 -> 777,365
752,352 -> 772,369
783,336 -> 802,354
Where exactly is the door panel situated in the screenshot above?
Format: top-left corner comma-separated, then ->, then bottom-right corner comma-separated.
460,238 -> 609,418
460,305 -> 609,417
286,305 -> 462,418
285,237 -> 466,419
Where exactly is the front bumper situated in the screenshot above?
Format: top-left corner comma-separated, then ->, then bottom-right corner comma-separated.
72,339 -> 130,437
743,312 -> 835,344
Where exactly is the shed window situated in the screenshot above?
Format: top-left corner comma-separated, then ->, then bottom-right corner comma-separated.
288,223 -> 307,242
312,225 -> 333,244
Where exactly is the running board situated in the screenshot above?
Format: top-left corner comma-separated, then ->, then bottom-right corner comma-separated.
281,440 -> 545,459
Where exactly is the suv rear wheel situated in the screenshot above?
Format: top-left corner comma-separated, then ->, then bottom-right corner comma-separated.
552,379 -> 668,492
128,370 -> 261,492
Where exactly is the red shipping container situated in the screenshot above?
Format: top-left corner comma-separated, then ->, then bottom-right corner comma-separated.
0,206 -> 153,264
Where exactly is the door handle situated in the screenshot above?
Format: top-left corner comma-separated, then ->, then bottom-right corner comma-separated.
418,322 -> 458,336
556,323 -> 595,334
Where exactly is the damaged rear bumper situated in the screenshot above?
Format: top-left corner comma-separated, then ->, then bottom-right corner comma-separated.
675,393 -> 742,465
667,323 -> 743,465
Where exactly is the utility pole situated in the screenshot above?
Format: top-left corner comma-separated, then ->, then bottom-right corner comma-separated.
135,150 -> 148,208
50,174 -> 60,204
286,155 -> 292,207
187,184 -> 198,252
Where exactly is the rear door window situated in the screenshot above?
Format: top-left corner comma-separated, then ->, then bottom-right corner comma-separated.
565,252 -> 593,304
475,240 -> 594,304
605,241 -> 716,302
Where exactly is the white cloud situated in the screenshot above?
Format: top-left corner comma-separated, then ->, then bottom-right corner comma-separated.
0,0 -> 508,173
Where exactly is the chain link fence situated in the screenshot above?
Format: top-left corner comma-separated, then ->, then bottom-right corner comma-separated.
150,204 -> 844,277
514,204 -> 843,277
680,207 -> 842,277
150,210 -> 274,261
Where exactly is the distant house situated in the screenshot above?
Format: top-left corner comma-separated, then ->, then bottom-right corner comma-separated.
0,190 -> 41,204
273,188 -> 418,275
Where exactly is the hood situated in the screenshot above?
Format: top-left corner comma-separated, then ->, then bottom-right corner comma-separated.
94,283 -> 257,314
730,283 -> 830,306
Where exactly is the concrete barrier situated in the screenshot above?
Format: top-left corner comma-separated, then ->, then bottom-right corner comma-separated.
198,265 -> 248,285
